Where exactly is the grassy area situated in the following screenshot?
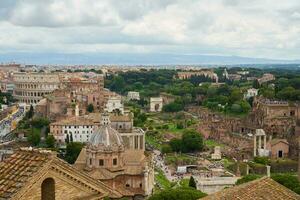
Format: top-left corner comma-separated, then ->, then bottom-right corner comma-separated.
146,134 -> 162,149
155,168 -> 172,190
179,178 -> 190,187
165,153 -> 197,166
222,158 -> 235,169
204,139 -> 225,148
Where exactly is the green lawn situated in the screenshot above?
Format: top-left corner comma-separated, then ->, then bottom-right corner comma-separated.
179,178 -> 190,187
155,168 -> 172,189
165,153 -> 197,166
145,134 -> 162,149
204,139 -> 225,148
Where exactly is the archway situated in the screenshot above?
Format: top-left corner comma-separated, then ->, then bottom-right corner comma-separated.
41,178 -> 55,200
154,104 -> 160,111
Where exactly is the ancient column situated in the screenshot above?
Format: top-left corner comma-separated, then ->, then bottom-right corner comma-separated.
266,165 -> 271,177
246,164 -> 249,175
258,136 -> 262,150
264,135 -> 267,150
254,135 -> 257,157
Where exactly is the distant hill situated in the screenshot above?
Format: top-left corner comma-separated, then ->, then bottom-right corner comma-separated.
0,52 -> 299,65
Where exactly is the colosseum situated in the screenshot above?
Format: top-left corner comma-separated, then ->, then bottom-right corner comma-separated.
13,72 -> 61,104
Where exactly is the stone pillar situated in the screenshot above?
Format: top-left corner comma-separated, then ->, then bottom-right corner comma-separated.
266,165 -> 271,177
246,164 -> 249,175
236,161 -> 241,177
254,135 -> 257,157
264,135 -> 267,150
258,136 -> 262,150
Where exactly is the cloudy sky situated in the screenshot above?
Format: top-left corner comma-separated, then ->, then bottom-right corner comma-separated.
0,0 -> 300,64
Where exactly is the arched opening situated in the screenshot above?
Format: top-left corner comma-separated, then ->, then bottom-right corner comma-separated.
154,104 -> 160,111
41,178 -> 55,200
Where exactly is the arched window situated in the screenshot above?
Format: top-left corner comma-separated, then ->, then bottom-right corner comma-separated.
41,178 -> 55,200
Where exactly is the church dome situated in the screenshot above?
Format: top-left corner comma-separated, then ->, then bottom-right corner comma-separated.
88,113 -> 124,151
89,126 -> 123,147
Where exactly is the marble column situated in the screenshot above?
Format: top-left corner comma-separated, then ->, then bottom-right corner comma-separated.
254,135 -> 257,157
258,136 -> 262,150
264,135 -> 267,150
266,165 -> 271,177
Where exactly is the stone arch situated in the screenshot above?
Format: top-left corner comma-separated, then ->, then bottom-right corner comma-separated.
41,177 -> 55,200
154,104 -> 160,111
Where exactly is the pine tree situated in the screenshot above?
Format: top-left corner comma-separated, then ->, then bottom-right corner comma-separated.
26,105 -> 34,119
189,176 -> 197,189
70,133 -> 73,142
65,134 -> 70,144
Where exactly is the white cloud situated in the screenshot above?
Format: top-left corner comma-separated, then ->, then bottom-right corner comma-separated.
0,0 -> 299,60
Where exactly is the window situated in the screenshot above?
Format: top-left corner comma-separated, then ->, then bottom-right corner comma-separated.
89,158 -> 92,165
113,158 -> 117,165
126,184 -> 130,187
41,178 -> 55,200
99,159 -> 104,166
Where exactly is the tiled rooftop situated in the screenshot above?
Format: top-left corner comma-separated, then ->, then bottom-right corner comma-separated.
0,149 -> 51,199
202,177 -> 300,200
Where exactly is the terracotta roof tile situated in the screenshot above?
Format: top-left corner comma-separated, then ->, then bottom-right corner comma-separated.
0,149 -> 51,199
202,177 -> 300,200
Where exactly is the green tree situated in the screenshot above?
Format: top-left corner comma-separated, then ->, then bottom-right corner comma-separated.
162,102 -> 184,112
110,76 -> 125,93
87,104 -> 94,113
252,80 -> 260,89
169,138 -> 182,152
161,144 -> 172,154
229,89 -> 243,104
259,87 -> 275,99
30,117 -> 50,129
189,176 -> 197,189
27,129 -> 41,146
271,174 -> 300,194
254,156 -> 270,165
26,105 -> 34,119
236,174 -> 262,185
65,134 -> 70,144
65,142 -> 84,164
181,129 -> 203,153
148,187 -> 206,200
239,100 -> 251,113
230,104 -> 242,113
45,135 -> 56,148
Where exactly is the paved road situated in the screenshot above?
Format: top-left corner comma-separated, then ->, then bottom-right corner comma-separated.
153,150 -> 184,183
0,105 -> 26,142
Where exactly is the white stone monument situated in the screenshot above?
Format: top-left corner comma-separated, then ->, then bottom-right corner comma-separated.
253,129 -> 269,157
150,97 -> 163,112
211,146 -> 222,160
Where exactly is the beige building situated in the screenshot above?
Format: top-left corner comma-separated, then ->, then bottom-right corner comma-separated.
258,73 -> 275,85
268,139 -> 289,158
177,70 -> 218,82
13,72 -> 61,104
0,148 -> 122,200
74,113 -> 154,198
50,112 -> 145,151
